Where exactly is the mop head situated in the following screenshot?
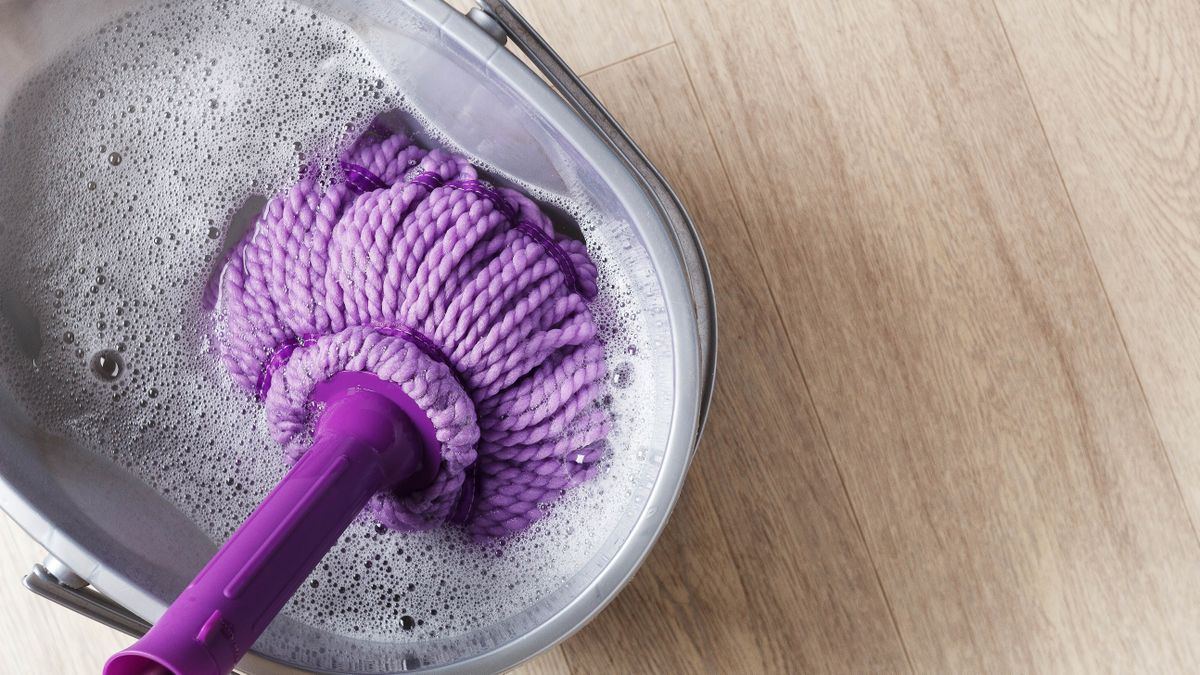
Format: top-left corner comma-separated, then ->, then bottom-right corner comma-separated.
215,126 -> 610,539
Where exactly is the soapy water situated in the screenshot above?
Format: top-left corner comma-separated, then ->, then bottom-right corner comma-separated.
0,0 -> 673,654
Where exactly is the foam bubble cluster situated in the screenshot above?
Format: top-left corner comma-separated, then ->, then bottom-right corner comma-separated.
0,0 -> 673,653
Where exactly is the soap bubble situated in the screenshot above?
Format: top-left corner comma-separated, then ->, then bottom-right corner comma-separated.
0,0 -> 669,648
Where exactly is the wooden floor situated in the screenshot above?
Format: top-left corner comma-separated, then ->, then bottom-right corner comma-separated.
5,0 -> 1200,672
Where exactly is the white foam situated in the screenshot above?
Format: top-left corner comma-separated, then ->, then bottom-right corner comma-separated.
0,0 -> 673,648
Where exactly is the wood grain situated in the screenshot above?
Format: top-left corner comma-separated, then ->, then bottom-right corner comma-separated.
994,0 -> 1200,540
563,45 -> 910,674
660,0 -> 1200,671
7,0 -> 1200,673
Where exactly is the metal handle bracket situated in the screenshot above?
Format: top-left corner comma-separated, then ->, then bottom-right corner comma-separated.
23,562 -> 151,638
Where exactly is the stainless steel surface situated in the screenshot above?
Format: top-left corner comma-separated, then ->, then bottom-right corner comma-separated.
42,553 -> 87,589
23,563 -> 150,639
466,7 -> 507,45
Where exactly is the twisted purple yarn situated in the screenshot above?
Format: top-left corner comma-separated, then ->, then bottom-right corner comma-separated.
216,127 -> 610,539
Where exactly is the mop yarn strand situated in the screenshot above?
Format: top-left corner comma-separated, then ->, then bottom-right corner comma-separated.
217,126 -> 610,539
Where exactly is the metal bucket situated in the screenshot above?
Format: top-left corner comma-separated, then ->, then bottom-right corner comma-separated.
0,1 -> 716,672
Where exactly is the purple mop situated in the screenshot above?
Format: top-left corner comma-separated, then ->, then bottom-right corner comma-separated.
106,126 -> 609,675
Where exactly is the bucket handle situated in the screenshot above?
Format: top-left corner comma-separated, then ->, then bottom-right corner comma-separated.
22,560 -> 152,638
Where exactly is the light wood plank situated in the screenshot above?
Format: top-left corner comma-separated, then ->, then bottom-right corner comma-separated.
994,0 -> 1200,541
662,0 -> 1200,671
563,45 -> 910,674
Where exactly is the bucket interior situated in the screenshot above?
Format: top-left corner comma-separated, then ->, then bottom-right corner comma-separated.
0,0 -> 702,672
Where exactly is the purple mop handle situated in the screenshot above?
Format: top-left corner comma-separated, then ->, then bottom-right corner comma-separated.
105,386 -> 428,675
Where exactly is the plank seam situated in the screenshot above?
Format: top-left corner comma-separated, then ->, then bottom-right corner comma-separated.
989,0 -> 1200,552
577,42 -> 676,78
648,6 -> 918,670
